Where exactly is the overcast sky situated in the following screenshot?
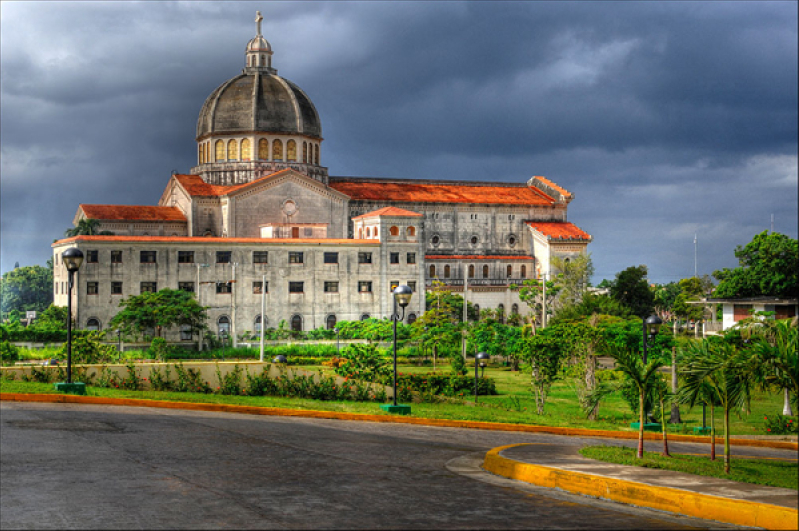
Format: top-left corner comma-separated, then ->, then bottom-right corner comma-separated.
1,1 -> 796,284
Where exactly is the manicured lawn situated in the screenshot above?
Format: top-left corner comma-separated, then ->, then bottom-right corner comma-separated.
579,445 -> 798,490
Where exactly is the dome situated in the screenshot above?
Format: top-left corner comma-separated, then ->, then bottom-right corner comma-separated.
196,72 -> 322,140
246,35 -> 271,53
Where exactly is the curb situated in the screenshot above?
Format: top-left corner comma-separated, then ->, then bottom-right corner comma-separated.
483,444 -> 798,530
1,392 -> 796,451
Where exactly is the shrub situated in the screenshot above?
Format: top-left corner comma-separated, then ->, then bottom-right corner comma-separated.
215,363 -> 243,395
57,331 -> 116,364
334,344 -> 391,382
763,414 -> 798,435
1,341 -> 19,364
377,372 -> 497,398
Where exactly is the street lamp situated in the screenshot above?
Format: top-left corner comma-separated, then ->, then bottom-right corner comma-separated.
60,248 -> 84,392
382,285 -> 413,414
475,352 -> 490,403
272,355 -> 287,364
116,328 -> 122,362
334,327 -> 340,355
642,314 -> 662,365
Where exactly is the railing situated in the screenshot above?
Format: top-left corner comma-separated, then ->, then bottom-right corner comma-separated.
425,278 -> 521,288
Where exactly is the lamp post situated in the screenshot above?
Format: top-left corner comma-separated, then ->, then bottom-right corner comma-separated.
219,327 -> 226,360
334,327 -> 340,355
382,285 -> 413,413
60,248 -> 84,391
116,328 -> 122,362
475,352 -> 490,403
642,314 -> 662,423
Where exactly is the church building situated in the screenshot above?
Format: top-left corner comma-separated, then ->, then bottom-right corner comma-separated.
52,13 -> 591,343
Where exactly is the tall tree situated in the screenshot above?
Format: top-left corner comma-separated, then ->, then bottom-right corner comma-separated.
610,265 -> 655,318
109,288 -> 208,339
671,276 -> 714,322
0,264 -> 53,317
551,254 -> 594,309
713,231 -> 798,299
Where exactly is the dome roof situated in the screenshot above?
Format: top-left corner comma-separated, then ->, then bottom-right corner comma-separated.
196,72 -> 322,140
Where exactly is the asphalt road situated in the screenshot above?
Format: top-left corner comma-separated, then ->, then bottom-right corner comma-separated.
1,401 -> 781,530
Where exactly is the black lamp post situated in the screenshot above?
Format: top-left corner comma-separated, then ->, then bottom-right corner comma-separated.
116,328 -> 122,362
475,352 -> 490,403
334,327 -> 340,355
642,315 -> 662,365
62,248 -> 84,385
390,285 -> 413,408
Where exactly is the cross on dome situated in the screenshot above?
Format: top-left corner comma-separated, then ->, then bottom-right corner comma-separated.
245,11 -> 274,72
255,11 -> 263,36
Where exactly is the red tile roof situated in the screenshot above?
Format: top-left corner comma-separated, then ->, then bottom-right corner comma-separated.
79,205 -> 187,222
352,206 -> 423,219
329,181 -> 555,206
173,174 -> 234,196
526,222 -> 591,240
426,255 -> 534,260
53,235 -> 377,246
531,176 -> 572,200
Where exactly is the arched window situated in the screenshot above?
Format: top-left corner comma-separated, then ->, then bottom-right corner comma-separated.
390,226 -> 399,236
511,304 -> 519,315
468,265 -> 475,278
205,142 -> 210,164
360,314 -> 370,321
444,265 -> 451,278
291,314 -> 303,332
273,139 -> 283,160
326,314 -> 337,330
254,315 -> 267,333
260,54 -> 265,65
564,257 -> 571,264
198,145 -> 203,164
358,228 -> 363,239
287,139 -> 297,161
407,313 -> 417,325
407,226 -> 416,236
258,139 -> 269,160
366,227 -> 371,238
429,265 -> 436,278
521,265 -> 526,278
507,265 -> 513,278
314,144 -> 319,164
497,304 -> 505,324
218,316 -> 230,336
241,138 -> 251,161
303,142 -> 308,163
474,304 -> 480,317
483,265 -> 489,278
227,139 -> 238,161
374,227 -> 379,238
215,140 -> 225,161
86,318 -> 100,331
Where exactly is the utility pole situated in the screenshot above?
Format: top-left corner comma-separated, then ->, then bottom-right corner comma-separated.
541,272 -> 547,329
694,233 -> 698,279
260,273 -> 266,362
231,262 -> 237,348
462,267 -> 468,362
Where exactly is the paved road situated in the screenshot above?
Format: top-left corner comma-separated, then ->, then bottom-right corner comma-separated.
2,402 -> 787,530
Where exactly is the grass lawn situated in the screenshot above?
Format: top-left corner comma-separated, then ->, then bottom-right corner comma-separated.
2,362 -> 790,436
579,445 -> 798,490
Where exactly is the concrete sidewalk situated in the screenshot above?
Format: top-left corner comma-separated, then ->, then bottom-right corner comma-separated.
483,443 -> 798,529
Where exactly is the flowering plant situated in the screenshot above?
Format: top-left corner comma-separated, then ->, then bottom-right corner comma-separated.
763,414 -> 798,435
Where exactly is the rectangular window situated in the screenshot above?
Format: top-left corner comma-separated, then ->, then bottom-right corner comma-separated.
216,281 -> 232,294
140,251 -> 157,264
87,281 -> 98,295
323,252 -> 338,264
358,252 -> 372,264
408,281 -> 417,292
111,251 -> 123,264
178,251 -> 194,263
216,251 -> 232,264
253,281 -> 268,294
140,282 -> 157,293
180,325 -> 193,341
390,252 -> 400,264
407,252 -> 416,264
324,281 -> 339,293
178,281 -> 195,292
111,281 -> 123,295
86,250 -> 98,263
390,281 -> 399,292
289,281 -> 304,293
289,251 -> 304,264
358,281 -> 373,293
304,227 -> 313,237
253,251 -> 269,264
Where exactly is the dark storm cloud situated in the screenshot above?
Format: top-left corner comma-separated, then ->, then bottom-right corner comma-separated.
1,1 -> 796,285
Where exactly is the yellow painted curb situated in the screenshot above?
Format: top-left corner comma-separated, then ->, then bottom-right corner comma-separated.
1,392 -> 796,451
483,444 -> 798,530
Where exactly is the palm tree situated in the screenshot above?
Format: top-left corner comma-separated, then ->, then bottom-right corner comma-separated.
680,338 -> 752,474
64,218 -> 114,237
743,318 -> 798,415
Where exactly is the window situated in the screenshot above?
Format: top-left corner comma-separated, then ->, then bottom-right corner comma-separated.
216,251 -> 232,264
360,314 -> 370,321
521,265 -> 526,278
110,250 -> 123,264
314,144 -> 319,165
241,138 -> 251,161
408,281 -> 417,292
508,235 -> 517,247
287,139 -> 297,161
390,281 -> 399,292
289,251 -> 304,264
390,252 -> 400,264
86,250 -> 98,263
289,281 -> 304,293
258,138 -> 269,160
407,252 -> 416,264
291,315 -> 303,331
407,313 -> 417,325
470,236 -> 479,245
468,265 -> 475,278
178,282 -> 195,292
272,139 -> 283,160
407,226 -> 416,236
507,265 -> 513,278
366,227 -> 371,238
304,227 -> 313,237
358,281 -> 373,293
303,142 -> 308,163
431,235 -> 440,245
215,140 -> 225,161
141,282 -> 157,293
498,304 -> 505,324
429,265 -> 436,277
216,282 -> 232,294
180,324 -> 193,341
111,281 -> 122,295
483,265 -> 489,278
227,139 -> 238,161
86,318 -> 100,331
390,226 -> 399,236
444,265 -> 451,278
358,252 -> 372,264
218,316 -> 230,336
324,281 -> 339,293
253,251 -> 269,264
178,251 -> 194,263
87,282 -> 98,295
140,251 -> 157,264
323,252 -> 338,264
254,315 -> 264,333
326,314 -> 337,330
252,281 -> 267,294
511,304 -> 519,315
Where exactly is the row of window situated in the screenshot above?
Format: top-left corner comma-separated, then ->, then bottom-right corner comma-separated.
357,226 -> 417,239
80,250 -> 406,265
81,280 -> 418,296
199,138 -> 320,165
428,234 -> 517,247
429,264 -> 528,279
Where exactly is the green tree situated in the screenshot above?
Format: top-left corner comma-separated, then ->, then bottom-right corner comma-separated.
413,282 -> 462,372
610,265 -> 655,318
64,218 -> 114,237
551,254 -> 594,309
713,231 -> 798,299
671,276 -> 714,322
519,327 -> 565,414
743,318 -> 798,415
0,264 -> 53,317
109,289 -> 208,339
549,291 -> 632,323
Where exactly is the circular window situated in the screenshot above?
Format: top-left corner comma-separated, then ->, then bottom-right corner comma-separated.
470,236 -> 478,245
431,235 -> 440,245
508,235 -> 517,247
